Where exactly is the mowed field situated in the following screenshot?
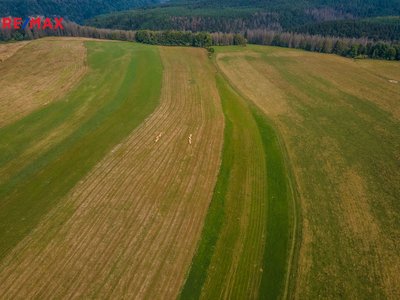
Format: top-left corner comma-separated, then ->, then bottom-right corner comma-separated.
0,38 -> 399,299
180,74 -> 294,299
216,46 -> 400,299
0,39 -> 225,298
0,40 -> 87,127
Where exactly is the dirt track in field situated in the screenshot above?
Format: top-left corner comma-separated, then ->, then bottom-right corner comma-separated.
0,46 -> 224,299
0,39 -> 86,127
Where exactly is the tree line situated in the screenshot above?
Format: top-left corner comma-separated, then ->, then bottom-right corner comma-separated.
0,22 -> 136,42
135,30 -> 212,47
1,21 -> 398,61
135,30 -> 247,47
246,29 -> 400,60
0,22 -> 246,48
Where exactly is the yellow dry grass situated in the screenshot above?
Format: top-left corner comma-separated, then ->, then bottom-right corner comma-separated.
0,41 -> 29,62
217,52 -> 289,117
294,52 -> 400,120
0,46 -> 224,299
0,39 -> 87,127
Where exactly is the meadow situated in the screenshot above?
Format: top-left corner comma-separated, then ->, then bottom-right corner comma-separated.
216,45 -> 400,299
0,39 -> 398,299
180,73 -> 294,299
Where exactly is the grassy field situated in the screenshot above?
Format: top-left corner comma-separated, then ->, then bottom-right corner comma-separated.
180,73 -> 294,299
0,41 -> 29,62
0,39 -> 399,299
0,40 -> 163,264
0,40 -> 225,298
216,45 -> 400,299
0,40 -> 87,127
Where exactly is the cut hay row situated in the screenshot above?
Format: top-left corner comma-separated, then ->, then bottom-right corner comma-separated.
201,78 -> 267,299
0,39 -> 87,128
216,46 -> 400,299
0,41 -> 162,264
181,70 -> 293,298
0,46 -> 224,298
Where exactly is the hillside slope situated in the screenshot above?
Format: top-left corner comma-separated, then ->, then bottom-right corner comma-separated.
0,39 -> 87,127
86,0 -> 400,37
0,0 -> 162,22
171,0 -> 400,17
0,39 -> 225,298
216,45 -> 400,298
0,39 -> 399,298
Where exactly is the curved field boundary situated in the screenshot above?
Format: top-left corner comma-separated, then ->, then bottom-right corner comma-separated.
0,46 -> 224,299
180,71 -> 294,299
250,106 -> 297,299
0,41 -> 162,262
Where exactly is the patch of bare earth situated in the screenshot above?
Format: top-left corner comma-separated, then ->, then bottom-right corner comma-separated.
0,39 -> 87,127
0,47 -> 224,299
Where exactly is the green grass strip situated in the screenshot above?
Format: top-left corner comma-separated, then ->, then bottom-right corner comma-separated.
180,69 -> 293,299
0,42 -> 162,261
179,76 -> 233,299
250,106 -> 293,299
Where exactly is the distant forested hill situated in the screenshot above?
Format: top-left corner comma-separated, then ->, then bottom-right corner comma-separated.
172,0 -> 400,16
295,16 -> 400,41
1,0 -> 399,40
85,0 -> 400,40
0,0 -> 163,22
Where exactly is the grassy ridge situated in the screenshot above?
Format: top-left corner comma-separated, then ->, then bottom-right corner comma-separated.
180,72 -> 293,298
0,41 -> 162,261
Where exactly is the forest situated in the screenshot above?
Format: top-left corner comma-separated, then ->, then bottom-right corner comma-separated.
1,1 -> 399,43
0,22 -> 135,44
245,29 -> 400,60
86,5 -> 400,42
295,17 -> 400,41
168,0 -> 400,20
0,0 -> 161,22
